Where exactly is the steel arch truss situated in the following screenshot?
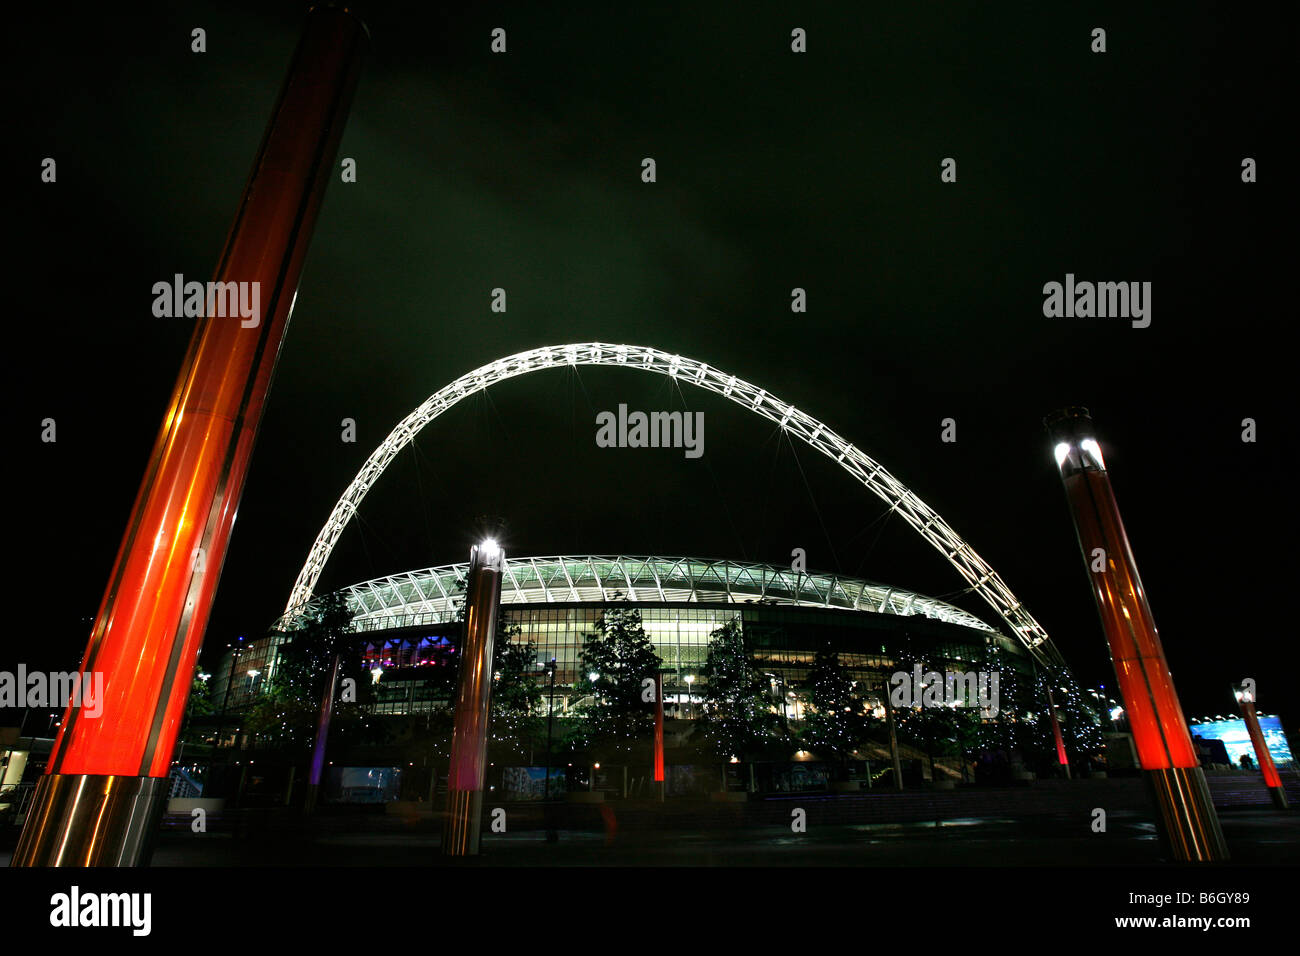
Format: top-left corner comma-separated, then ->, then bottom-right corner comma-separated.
283,343 -> 1064,668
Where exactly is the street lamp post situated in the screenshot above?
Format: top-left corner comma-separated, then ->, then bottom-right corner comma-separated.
11,6 -> 367,868
442,539 -> 506,857
881,680 -> 904,791
653,670 -> 665,802
1046,686 -> 1071,780
1233,684 -> 1287,810
543,658 -> 557,843
1046,406 -> 1227,862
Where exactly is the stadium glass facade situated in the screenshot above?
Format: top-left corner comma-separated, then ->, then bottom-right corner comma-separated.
213,556 -> 1031,720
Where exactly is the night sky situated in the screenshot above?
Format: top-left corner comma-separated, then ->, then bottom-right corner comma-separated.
13,2 -> 1294,728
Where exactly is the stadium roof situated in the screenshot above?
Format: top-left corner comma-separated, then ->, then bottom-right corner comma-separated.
277,555 -> 999,636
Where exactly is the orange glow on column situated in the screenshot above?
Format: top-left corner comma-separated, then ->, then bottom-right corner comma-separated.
1237,695 -> 1283,790
45,8 -> 366,780
654,672 -> 665,782
1060,467 -> 1198,770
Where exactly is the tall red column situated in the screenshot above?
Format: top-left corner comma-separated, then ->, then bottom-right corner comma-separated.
1046,407 -> 1227,861
13,6 -> 367,867
1046,687 -> 1071,778
653,671 -> 665,801
1234,685 -> 1288,809
442,541 -> 506,856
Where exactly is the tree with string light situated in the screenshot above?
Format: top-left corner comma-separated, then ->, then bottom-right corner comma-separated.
696,617 -> 789,762
1024,667 -> 1104,775
800,644 -> 874,781
244,591 -> 373,753
574,603 -> 663,759
488,622 -> 545,762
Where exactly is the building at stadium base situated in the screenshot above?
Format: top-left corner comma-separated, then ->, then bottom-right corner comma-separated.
205,555 -> 1090,800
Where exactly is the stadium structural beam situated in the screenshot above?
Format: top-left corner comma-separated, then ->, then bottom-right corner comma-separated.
11,6 -> 366,867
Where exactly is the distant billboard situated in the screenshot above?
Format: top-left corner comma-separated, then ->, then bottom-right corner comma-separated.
1191,717 -> 1293,767
324,766 -> 403,803
500,766 -> 567,800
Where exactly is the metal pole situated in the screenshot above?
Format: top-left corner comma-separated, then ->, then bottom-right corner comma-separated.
1046,686 -> 1071,779
653,671 -> 665,802
1234,685 -> 1288,810
13,6 -> 366,868
442,541 -> 505,856
1045,407 -> 1227,861
303,652 -> 341,815
544,659 -> 557,842
882,681 -> 904,791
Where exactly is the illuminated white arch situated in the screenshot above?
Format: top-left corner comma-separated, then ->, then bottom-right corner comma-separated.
284,343 -> 1065,668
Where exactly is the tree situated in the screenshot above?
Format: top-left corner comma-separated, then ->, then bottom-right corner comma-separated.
1024,667 -> 1104,774
489,620 -> 544,761
970,637 -> 1029,758
177,666 -> 217,753
895,703 -> 976,782
186,667 -> 216,718
575,604 -> 663,758
696,617 -> 788,760
800,644 -> 874,780
889,634 -> 978,783
244,591 -> 372,754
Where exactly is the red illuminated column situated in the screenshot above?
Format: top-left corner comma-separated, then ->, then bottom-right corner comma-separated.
1046,407 -> 1227,861
1046,687 -> 1071,779
654,671 -> 665,802
1234,684 -> 1288,809
12,7 -> 367,867
442,541 -> 505,856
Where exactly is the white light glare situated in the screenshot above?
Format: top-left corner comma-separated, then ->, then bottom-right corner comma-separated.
1080,439 -> 1105,469
479,538 -> 501,560
1053,442 -> 1072,467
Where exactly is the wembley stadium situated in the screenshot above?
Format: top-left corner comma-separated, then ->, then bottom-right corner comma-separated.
211,554 -> 1033,724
